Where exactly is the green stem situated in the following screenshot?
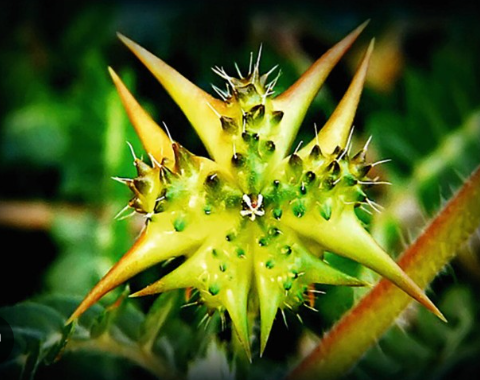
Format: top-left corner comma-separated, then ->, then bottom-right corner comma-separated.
287,164 -> 480,380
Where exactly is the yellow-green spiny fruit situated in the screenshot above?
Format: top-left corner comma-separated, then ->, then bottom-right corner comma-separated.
67,21 -> 445,358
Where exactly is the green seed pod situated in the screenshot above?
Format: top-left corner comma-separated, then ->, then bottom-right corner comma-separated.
69,25 -> 445,361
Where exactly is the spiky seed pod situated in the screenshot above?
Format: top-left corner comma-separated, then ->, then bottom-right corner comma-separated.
68,21 -> 445,358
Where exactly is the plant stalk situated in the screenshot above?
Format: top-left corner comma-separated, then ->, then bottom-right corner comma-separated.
288,164 -> 480,380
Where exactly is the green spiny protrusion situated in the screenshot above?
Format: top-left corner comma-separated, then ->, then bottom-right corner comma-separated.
292,201 -> 306,218
264,140 -> 276,153
244,104 -> 265,125
232,152 -> 246,167
271,110 -> 284,125
204,172 -> 220,189
173,216 -> 186,232
220,116 -> 238,133
173,142 -> 196,175
309,144 -> 323,159
319,199 -> 333,221
273,208 -> 283,220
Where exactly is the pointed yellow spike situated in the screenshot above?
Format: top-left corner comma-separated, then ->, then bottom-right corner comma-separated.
117,33 -> 230,162
66,219 -> 203,324
301,39 -> 375,156
298,246 -> 369,287
272,20 -> 369,156
257,274 -> 284,356
130,248 -> 206,297
108,67 -> 175,167
283,210 -> 446,322
129,282 -> 165,298
132,240 -> 253,358
222,286 -> 251,360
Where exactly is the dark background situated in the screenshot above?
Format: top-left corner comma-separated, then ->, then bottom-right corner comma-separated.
1,1 -> 480,379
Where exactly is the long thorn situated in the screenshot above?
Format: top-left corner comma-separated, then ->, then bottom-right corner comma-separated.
206,102 -> 222,118
303,303 -> 319,312
234,62 -> 243,78
117,210 -> 137,221
281,308 -> 288,329
343,125 -> 355,159
296,313 -> 304,324
248,51 -> 253,75
294,141 -> 304,155
198,313 -> 209,328
264,64 -> 279,79
314,123 -> 319,146
181,301 -> 199,309
358,180 -> 392,186
308,289 -> 326,295
371,158 -> 392,167
126,141 -> 137,162
111,176 -> 131,185
255,44 -> 263,73
211,84 -> 228,101
162,122 -> 174,143
114,204 -> 132,220
360,205 -> 373,215
364,135 -> 373,151
148,153 -> 162,168
366,198 -> 382,214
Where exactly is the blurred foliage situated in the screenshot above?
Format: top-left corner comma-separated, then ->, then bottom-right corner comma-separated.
1,1 -> 480,379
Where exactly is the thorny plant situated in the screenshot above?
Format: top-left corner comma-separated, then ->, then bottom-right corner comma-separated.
3,19 -> 480,380
67,21 -> 446,358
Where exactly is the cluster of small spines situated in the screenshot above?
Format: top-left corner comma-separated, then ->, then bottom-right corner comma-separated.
255,225 -> 313,311
114,145 -> 253,318
199,234 -> 247,301
115,142 -> 243,224
115,147 -> 336,331
263,136 -> 386,224
185,222 -> 324,330
211,52 -> 284,193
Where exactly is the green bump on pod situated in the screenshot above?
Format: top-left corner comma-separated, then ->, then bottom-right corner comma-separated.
174,216 -> 186,232
209,283 -> 220,295
220,116 -> 238,133
326,160 -> 341,176
204,172 -> 220,189
304,171 -> 316,183
343,173 -> 358,186
235,83 -> 259,102
292,202 -> 306,218
236,248 -> 246,258
273,208 -> 283,220
232,152 -> 246,167
264,140 -> 276,153
271,110 -> 284,125
204,204 -> 212,215
258,237 -> 269,246
356,164 -> 372,178
288,154 -> 304,183
319,198 -> 333,221
172,143 -> 195,175
247,104 -> 265,124
309,144 -> 322,159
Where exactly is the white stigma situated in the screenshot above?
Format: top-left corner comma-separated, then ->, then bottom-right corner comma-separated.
240,194 -> 265,221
